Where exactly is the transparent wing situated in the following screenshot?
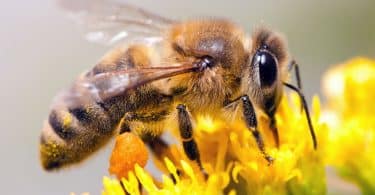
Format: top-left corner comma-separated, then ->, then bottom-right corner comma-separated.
81,64 -> 197,100
55,63 -> 198,109
58,0 -> 176,46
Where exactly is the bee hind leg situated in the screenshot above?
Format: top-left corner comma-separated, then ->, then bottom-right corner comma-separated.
142,135 -> 182,183
118,114 -> 182,182
176,104 -> 208,179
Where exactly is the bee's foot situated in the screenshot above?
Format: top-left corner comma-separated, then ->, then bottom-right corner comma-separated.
265,155 -> 274,166
201,168 -> 209,180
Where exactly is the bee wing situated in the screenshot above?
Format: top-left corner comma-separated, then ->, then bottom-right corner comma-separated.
58,0 -> 175,46
56,63 -> 197,108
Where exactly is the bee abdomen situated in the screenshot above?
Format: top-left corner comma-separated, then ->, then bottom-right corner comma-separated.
41,101 -> 116,170
40,44 -> 157,170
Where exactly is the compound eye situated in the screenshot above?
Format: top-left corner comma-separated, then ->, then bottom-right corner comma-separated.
252,50 -> 278,87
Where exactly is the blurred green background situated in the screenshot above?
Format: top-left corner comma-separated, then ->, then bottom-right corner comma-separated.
1,0 -> 374,194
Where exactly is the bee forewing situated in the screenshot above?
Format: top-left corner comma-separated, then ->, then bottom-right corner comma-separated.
73,64 -> 197,102
58,0 -> 175,46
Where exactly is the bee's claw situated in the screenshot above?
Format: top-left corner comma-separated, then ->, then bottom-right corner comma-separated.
201,169 -> 209,180
265,155 -> 274,166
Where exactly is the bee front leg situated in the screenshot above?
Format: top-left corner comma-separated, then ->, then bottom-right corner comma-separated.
264,103 -> 280,148
240,95 -> 274,165
268,114 -> 279,148
176,104 -> 208,178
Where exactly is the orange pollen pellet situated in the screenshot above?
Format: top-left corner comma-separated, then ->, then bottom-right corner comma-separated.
108,132 -> 148,179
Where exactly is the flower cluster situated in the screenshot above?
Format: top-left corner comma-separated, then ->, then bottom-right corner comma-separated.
100,58 -> 375,195
322,58 -> 375,194
103,93 -> 327,194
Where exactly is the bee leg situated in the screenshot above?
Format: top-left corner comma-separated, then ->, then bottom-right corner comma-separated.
119,123 -> 131,134
115,117 -> 143,194
176,104 -> 208,178
146,136 -> 169,158
263,99 -> 280,147
118,119 -> 182,187
146,136 -> 183,183
146,136 -> 180,170
267,113 -> 279,148
240,95 -> 274,165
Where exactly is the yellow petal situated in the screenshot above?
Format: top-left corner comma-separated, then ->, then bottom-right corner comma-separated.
121,172 -> 140,195
134,164 -> 158,192
164,157 -> 180,184
180,160 -> 197,184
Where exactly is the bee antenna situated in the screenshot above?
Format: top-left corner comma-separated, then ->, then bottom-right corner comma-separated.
283,82 -> 318,150
288,60 -> 302,90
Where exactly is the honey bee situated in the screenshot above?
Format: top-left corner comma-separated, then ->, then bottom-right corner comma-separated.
40,0 -> 317,174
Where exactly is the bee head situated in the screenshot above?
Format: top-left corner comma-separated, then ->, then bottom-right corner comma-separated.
245,27 -> 289,110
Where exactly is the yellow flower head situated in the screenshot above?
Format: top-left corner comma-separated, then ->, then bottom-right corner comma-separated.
323,57 -> 375,116
103,92 -> 328,195
323,57 -> 375,194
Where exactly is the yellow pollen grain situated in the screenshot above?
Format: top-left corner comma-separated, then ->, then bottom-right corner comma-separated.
62,112 -> 72,128
196,116 -> 218,133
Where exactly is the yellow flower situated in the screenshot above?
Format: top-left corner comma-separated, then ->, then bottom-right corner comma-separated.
322,57 -> 375,194
103,91 -> 328,194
